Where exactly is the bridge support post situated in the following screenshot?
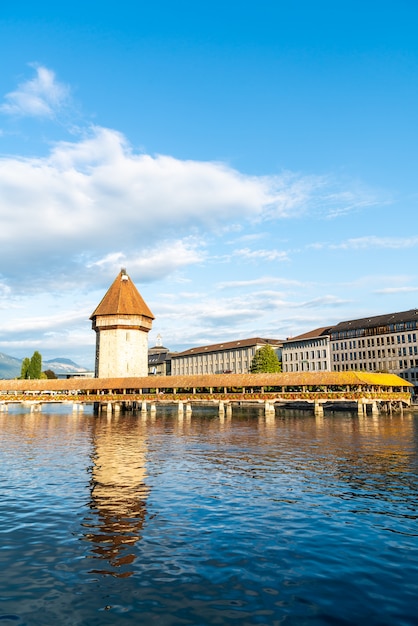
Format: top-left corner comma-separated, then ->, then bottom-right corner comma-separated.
141,401 -> 147,412
177,401 -> 184,420
371,401 -> 379,416
314,401 -> 324,417
186,403 -> 192,415
264,401 -> 275,415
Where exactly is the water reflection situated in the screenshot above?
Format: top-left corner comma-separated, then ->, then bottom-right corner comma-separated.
82,414 -> 149,577
1,407 -> 418,625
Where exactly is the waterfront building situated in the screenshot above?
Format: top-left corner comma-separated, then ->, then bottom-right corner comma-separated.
90,269 -> 154,378
148,334 -> 173,376
282,309 -> 418,388
330,309 -> 418,385
171,337 -> 283,376
281,327 -> 332,373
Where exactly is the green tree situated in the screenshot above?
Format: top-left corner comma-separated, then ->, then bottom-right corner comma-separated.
21,351 -> 43,379
20,357 -> 31,379
250,345 -> 281,373
43,369 -> 57,379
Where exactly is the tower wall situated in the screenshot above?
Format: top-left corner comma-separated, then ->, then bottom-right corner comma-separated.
95,327 -> 149,378
93,314 -> 152,378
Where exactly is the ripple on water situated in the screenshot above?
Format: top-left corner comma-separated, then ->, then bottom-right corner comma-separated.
0,409 -> 418,625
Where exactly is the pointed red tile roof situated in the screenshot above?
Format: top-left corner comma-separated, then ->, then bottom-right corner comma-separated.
90,270 -> 155,320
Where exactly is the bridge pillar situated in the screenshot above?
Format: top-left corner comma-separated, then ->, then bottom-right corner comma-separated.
141,401 -> 147,412
177,401 -> 184,421
150,403 -> 156,414
314,401 -> 324,417
371,401 -> 379,416
186,403 -> 192,415
264,401 -> 275,415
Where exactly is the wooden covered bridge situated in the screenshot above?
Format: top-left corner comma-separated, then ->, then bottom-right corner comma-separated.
0,371 -> 413,416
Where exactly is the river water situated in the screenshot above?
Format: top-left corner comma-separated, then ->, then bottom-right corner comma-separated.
0,405 -> 417,625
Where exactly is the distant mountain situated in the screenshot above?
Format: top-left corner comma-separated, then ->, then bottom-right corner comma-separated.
0,352 -> 23,379
45,358 -> 78,366
44,358 -> 90,375
0,352 -> 90,379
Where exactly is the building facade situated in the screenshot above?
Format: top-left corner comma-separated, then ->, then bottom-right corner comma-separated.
282,309 -> 418,387
171,337 -> 283,376
329,309 -> 418,384
281,327 -> 332,373
148,335 -> 172,376
90,269 -> 154,378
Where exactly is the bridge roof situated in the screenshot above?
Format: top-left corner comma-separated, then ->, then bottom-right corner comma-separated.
0,371 -> 412,392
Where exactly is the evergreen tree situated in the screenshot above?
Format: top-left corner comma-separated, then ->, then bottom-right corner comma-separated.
28,351 -> 42,379
20,357 -> 31,379
250,345 -> 281,373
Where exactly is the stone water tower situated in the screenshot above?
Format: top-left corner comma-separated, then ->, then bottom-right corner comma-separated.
90,269 -> 154,378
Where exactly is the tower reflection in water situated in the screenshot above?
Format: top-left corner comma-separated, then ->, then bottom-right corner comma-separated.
83,414 -> 149,578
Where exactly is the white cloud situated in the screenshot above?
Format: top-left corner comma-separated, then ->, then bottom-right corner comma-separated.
298,295 -> 350,308
0,309 -> 90,334
234,248 -> 289,262
331,236 -> 418,250
374,286 -> 418,294
89,238 -> 206,281
217,276 -> 303,289
0,64 -> 70,118
0,125 -> 377,286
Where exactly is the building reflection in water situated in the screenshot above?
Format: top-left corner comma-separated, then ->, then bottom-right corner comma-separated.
82,414 -> 149,578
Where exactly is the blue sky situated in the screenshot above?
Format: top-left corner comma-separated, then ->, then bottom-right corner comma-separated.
0,1 -> 417,368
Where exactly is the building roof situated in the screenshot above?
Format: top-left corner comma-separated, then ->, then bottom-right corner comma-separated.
331,308 -> 418,333
172,337 -> 283,358
148,352 -> 171,365
285,327 -> 332,342
90,269 -> 154,320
